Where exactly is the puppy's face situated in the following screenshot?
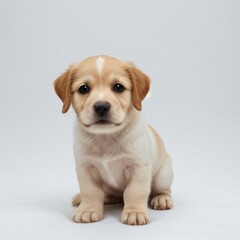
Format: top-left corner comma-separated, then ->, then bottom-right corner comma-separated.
54,56 -> 150,134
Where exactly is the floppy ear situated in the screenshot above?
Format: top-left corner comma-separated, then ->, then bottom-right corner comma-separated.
125,65 -> 151,111
53,66 -> 74,113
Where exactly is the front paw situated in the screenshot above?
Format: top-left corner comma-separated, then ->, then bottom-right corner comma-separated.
121,208 -> 150,225
72,208 -> 103,223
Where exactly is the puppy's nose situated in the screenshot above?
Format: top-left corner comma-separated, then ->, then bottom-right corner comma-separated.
93,101 -> 111,117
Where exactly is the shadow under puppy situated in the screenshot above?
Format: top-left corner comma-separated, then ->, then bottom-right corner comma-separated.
54,55 -> 173,225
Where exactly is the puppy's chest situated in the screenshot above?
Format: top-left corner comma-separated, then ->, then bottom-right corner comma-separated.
82,138 -> 136,189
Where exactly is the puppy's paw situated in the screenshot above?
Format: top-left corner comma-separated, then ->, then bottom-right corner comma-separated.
72,208 -> 103,223
72,193 -> 81,207
150,194 -> 173,210
121,209 -> 150,225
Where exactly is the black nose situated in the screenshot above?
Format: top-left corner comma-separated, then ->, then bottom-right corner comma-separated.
93,101 -> 111,117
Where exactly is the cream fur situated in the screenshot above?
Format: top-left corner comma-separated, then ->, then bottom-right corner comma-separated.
54,56 -> 174,225
72,109 -> 173,225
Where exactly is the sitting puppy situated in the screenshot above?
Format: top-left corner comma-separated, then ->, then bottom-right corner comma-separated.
54,56 -> 173,225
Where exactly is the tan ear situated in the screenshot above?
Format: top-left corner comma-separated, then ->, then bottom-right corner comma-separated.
125,65 -> 151,111
53,66 -> 74,113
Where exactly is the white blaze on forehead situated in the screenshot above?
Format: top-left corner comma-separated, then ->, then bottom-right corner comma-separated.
96,56 -> 105,77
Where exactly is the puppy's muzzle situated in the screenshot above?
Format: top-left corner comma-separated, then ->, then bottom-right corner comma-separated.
93,101 -> 111,117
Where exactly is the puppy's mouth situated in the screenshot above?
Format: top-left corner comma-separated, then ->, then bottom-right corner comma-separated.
95,119 -> 112,125
82,119 -> 122,128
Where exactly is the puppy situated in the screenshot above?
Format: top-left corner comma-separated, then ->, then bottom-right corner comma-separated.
54,56 -> 173,225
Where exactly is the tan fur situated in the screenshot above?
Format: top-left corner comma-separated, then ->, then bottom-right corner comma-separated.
149,125 -> 167,159
53,65 -> 76,113
125,66 -> 150,110
54,56 -> 173,225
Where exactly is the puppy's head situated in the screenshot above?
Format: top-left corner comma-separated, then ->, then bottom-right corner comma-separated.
54,56 -> 150,134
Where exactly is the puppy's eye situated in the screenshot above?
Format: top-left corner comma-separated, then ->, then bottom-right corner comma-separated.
79,85 -> 90,94
113,83 -> 125,93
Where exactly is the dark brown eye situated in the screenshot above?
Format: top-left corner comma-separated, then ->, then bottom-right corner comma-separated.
113,83 -> 125,93
79,85 -> 90,94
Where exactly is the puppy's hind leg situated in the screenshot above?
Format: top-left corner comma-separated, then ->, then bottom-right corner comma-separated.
72,193 -> 81,207
150,155 -> 174,210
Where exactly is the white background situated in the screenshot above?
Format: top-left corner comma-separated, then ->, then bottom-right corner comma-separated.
1,0 -> 240,239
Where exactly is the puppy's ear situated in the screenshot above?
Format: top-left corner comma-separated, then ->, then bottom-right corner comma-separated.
125,65 -> 150,111
54,66 -> 74,113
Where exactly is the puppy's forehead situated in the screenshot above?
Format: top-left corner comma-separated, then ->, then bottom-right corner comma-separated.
74,56 -> 127,79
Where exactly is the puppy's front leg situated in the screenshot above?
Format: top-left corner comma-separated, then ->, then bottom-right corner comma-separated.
72,166 -> 104,223
122,165 -> 151,225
